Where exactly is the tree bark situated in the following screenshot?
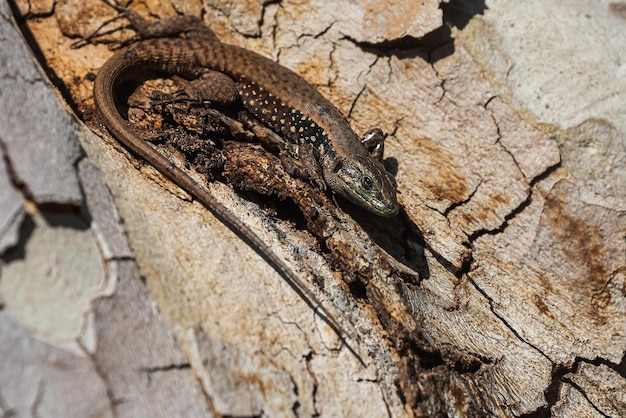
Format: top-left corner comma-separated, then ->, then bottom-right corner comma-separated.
1,0 -> 624,416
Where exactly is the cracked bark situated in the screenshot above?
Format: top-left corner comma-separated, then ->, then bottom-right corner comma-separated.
2,0 -> 625,417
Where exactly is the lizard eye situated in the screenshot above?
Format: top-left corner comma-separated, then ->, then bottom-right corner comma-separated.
362,175 -> 373,190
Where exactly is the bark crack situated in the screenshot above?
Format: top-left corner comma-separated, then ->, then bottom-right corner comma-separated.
490,115 -> 527,181
377,384 -> 393,418
258,0 -> 282,37
0,134 -> 33,202
285,369 -> 302,417
467,155 -> 561,242
560,378 -> 611,418
139,363 -> 192,387
30,378 -> 44,418
138,363 -> 191,374
468,189 -> 532,241
289,19 -> 336,54
303,351 -> 320,417
431,64 -> 447,104
326,38 -> 340,89
347,83 -> 367,119
272,313 -> 311,360
465,274 -> 553,364
443,178 -> 483,217
78,340 -> 118,418
346,54 -> 386,120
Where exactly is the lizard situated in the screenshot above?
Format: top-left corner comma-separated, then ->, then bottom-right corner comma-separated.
92,9 -> 399,343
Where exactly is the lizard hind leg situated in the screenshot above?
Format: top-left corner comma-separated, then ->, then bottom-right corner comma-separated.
177,69 -> 240,108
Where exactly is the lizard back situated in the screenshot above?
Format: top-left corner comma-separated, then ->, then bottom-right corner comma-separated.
114,37 -> 367,161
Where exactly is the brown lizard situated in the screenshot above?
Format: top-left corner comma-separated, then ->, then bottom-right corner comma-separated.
92,9 -> 399,345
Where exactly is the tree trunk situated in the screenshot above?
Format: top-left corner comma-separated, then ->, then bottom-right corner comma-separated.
1,0 -> 624,416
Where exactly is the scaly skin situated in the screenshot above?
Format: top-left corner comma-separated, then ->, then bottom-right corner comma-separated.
95,13 -> 399,216
92,12 -> 399,349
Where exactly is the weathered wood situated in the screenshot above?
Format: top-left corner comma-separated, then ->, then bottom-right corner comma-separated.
0,0 -> 82,205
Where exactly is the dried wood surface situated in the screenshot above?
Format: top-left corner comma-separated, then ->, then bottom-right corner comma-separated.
1,0 -> 624,416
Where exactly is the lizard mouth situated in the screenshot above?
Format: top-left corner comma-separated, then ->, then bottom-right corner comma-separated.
375,198 -> 399,217
341,183 -> 399,217
361,193 -> 399,217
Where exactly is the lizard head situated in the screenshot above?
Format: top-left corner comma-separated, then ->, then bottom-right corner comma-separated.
326,155 -> 399,217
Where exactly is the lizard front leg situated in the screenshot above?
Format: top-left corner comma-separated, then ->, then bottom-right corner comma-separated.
237,112 -> 328,191
283,143 -> 327,192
